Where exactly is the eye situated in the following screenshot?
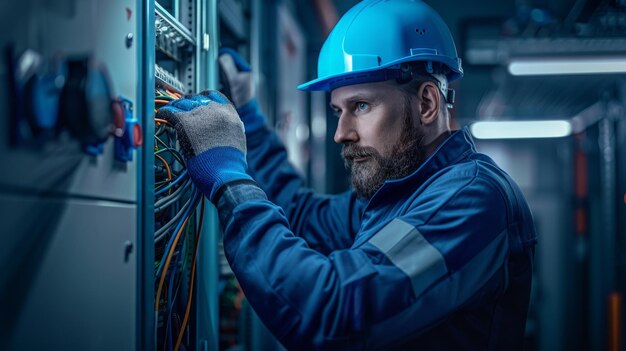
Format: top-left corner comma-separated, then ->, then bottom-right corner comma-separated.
356,102 -> 370,112
332,109 -> 341,118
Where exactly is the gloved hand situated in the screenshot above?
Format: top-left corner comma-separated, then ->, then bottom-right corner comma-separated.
219,48 -> 266,133
218,48 -> 254,108
156,90 -> 253,201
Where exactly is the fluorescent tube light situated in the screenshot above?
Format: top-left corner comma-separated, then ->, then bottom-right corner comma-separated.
470,120 -> 572,139
508,57 -> 626,76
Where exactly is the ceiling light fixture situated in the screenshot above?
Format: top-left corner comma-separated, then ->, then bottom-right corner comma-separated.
470,120 -> 572,139
508,57 -> 626,76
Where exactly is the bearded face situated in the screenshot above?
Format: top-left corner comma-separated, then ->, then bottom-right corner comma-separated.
341,99 -> 425,199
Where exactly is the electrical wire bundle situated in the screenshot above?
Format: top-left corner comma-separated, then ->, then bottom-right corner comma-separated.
154,87 -> 204,351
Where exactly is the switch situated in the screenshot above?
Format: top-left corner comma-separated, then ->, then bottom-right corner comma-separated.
114,97 -> 142,162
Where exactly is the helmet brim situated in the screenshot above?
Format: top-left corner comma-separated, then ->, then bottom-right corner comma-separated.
298,54 -> 463,92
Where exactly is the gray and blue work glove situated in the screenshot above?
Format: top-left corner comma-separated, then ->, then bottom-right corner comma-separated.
156,90 -> 254,202
218,48 -> 266,133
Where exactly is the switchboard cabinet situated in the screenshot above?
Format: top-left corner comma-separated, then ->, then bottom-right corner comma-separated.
0,0 -> 220,350
0,1 -> 140,350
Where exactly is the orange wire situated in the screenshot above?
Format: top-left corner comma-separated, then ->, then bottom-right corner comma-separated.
154,118 -> 170,125
166,89 -> 182,99
154,154 -> 172,194
155,99 -> 171,104
155,216 -> 189,313
174,198 -> 205,351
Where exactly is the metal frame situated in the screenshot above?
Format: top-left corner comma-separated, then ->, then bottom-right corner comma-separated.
195,1 -> 220,350
156,2 -> 196,45
137,0 -> 156,350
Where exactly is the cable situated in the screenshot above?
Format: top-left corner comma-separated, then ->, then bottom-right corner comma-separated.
166,211 -> 194,351
153,87 -> 201,350
155,169 -> 188,196
155,135 -> 170,149
166,241 -> 182,351
155,147 -> 185,165
155,168 -> 184,183
155,210 -> 190,313
155,147 -> 186,167
155,179 -> 192,211
156,94 -> 176,101
155,154 -> 172,194
155,194 -> 194,242
155,125 -> 167,137
155,179 -> 172,186
155,190 -> 199,279
175,197 -> 205,351
154,192 -> 199,332
165,89 -> 182,99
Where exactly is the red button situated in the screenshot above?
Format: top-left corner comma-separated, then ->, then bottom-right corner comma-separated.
132,123 -> 143,147
112,99 -> 125,137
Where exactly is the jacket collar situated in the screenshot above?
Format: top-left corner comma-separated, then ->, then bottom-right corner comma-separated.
365,127 -> 477,208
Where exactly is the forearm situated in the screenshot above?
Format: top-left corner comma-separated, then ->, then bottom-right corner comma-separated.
215,182 -> 372,350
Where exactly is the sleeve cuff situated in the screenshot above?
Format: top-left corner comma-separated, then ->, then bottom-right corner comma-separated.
215,179 -> 268,224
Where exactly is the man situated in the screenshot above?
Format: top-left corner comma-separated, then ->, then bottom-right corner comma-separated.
158,0 -> 537,349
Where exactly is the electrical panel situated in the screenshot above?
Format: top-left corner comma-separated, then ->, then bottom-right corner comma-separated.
0,0 -> 140,350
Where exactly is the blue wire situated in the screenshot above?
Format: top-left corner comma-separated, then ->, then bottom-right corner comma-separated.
166,224 -> 189,351
156,169 -> 189,196
167,251 -> 179,351
166,220 -> 197,349
156,186 -> 200,350
156,188 -> 199,279
158,189 -> 199,349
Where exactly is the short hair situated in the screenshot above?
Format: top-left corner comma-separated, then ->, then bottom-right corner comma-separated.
397,73 -> 449,119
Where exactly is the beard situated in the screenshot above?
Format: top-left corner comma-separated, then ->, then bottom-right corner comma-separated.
341,100 -> 426,199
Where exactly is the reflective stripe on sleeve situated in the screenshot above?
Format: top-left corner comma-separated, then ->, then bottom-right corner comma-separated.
367,228 -> 509,349
368,219 -> 448,298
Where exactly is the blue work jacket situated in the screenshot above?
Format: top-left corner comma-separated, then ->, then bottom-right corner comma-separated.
216,104 -> 537,350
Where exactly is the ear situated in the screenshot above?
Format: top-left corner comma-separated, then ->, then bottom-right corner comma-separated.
418,81 -> 440,125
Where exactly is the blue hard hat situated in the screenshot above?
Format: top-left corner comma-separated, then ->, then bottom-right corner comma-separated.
298,0 -> 463,92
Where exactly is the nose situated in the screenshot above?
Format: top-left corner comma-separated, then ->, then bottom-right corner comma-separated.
334,114 -> 358,144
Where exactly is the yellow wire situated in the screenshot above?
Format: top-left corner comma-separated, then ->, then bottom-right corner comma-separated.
174,198 -> 205,351
154,154 -> 172,194
155,216 -> 189,313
